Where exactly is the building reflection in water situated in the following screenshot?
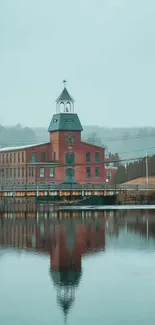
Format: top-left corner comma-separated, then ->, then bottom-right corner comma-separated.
0,209 -> 105,322
0,206 -> 155,322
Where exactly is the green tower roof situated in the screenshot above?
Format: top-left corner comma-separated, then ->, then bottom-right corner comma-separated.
56,87 -> 74,102
48,113 -> 83,132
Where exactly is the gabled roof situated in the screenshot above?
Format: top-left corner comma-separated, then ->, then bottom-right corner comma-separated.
56,87 -> 74,102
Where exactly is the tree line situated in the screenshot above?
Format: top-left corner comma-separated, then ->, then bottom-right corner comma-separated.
114,155 -> 155,184
0,124 -> 37,147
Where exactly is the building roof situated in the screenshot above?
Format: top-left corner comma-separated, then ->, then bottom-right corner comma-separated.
0,142 -> 49,152
81,141 -> 105,150
56,87 -> 74,102
48,113 -> 83,132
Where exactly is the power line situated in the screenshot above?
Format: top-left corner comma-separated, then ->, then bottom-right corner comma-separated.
0,155 -> 153,169
1,131 -> 155,145
107,146 -> 155,157
83,133 -> 155,142
1,138 -> 155,151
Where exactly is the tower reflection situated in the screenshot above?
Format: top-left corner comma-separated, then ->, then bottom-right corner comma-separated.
1,207 -> 155,322
0,210 -> 105,323
48,223 -> 105,322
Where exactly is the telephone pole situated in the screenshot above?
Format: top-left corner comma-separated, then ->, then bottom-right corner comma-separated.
145,153 -> 148,186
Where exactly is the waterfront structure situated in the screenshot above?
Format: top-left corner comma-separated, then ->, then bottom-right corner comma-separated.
0,83 -> 105,186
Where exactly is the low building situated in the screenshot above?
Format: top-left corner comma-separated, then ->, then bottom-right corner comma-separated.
0,83 -> 106,186
105,166 -> 118,185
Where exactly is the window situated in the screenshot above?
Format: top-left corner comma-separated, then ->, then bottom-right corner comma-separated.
40,167 -> 44,178
65,152 -> 75,165
6,168 -> 8,178
49,167 -> 55,177
18,167 -> 20,177
10,168 -> 12,178
2,154 -> 4,164
65,119 -> 74,123
22,152 -> 24,162
107,172 -> 111,180
31,152 -> 36,163
29,167 -> 34,177
86,152 -> 91,162
0,168 -> 4,178
14,153 -> 16,163
18,152 -> 20,163
22,167 -> 24,178
52,152 -> 56,161
95,167 -> 100,177
6,154 -> 8,163
65,168 -> 75,181
95,152 -> 100,162
86,167 -> 91,178
10,153 -> 12,163
40,152 -> 46,161
31,167 -> 34,177
14,168 -> 16,178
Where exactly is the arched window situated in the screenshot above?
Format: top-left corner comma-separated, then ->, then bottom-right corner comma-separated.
65,152 -> 75,165
66,102 -> 71,112
65,168 -> 75,181
60,102 -> 65,112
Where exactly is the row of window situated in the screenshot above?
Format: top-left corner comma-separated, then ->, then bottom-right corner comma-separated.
0,167 -> 104,180
0,167 -> 55,179
31,151 -> 101,164
39,167 -> 55,178
0,150 -> 101,165
0,167 -> 25,178
86,151 -> 101,162
86,167 -> 100,178
0,152 -> 25,164
30,152 -> 56,163
0,151 -> 57,165
65,152 -> 101,165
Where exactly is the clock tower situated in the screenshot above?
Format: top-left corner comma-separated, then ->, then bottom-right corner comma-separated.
48,82 -> 83,168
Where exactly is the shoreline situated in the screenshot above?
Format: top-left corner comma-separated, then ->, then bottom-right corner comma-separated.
58,204 -> 155,210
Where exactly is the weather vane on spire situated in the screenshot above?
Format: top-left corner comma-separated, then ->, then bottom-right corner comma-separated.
63,79 -> 67,87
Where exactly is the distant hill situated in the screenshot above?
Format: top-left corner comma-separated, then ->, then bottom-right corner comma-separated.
1,124 -> 155,161
33,126 -> 155,160
0,124 -> 37,148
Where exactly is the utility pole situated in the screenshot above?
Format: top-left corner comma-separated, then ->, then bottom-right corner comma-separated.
145,153 -> 149,186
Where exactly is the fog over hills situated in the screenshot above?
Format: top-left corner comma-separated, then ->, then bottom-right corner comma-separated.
0,124 -> 154,160
33,126 -> 155,160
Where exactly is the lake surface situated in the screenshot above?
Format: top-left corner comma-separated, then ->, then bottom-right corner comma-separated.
0,207 -> 155,325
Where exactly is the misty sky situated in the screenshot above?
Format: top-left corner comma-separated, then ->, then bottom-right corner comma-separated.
0,0 -> 155,128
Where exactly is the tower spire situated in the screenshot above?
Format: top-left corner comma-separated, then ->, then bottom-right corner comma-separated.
55,81 -> 75,114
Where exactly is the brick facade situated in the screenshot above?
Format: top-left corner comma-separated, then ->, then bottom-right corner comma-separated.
0,85 -> 106,185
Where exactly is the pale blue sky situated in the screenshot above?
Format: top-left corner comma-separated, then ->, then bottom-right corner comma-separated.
0,0 -> 155,127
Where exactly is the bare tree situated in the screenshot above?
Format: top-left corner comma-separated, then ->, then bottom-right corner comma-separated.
85,132 -> 108,151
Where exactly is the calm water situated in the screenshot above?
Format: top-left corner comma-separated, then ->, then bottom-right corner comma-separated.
0,207 -> 155,324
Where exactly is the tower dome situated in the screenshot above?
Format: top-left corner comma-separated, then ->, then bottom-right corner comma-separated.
48,81 -> 83,133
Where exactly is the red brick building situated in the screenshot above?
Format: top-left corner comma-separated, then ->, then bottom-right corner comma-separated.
0,84 -> 105,186
105,166 -> 118,185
